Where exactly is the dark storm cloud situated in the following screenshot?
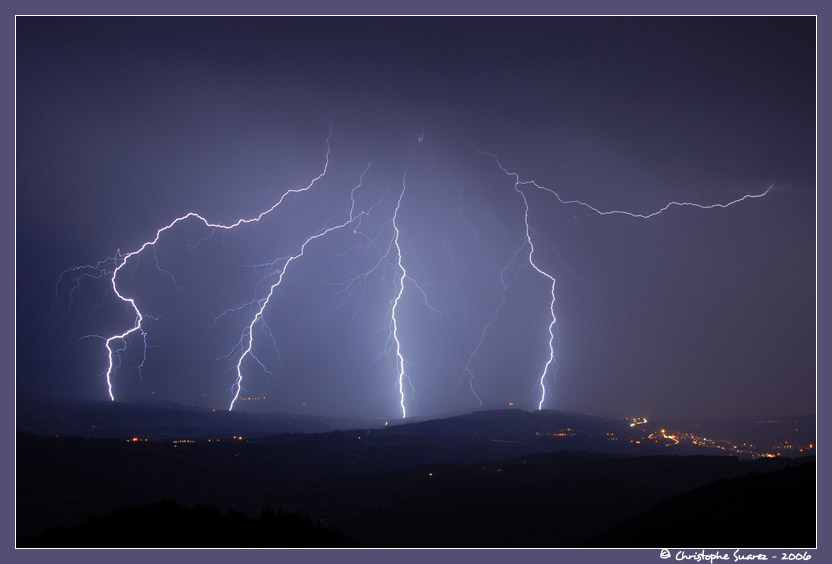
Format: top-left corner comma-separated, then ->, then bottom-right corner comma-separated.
17,16 -> 815,420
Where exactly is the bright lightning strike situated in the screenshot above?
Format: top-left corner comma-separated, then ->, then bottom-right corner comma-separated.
66,127 -> 333,406
57,124 -> 771,418
324,165 -> 442,420
477,149 -> 772,411
227,186 -> 375,410
391,171 -> 410,419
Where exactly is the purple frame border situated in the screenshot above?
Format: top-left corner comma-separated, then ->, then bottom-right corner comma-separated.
3,2 -> 827,564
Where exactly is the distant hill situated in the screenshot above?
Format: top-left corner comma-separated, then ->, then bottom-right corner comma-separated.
249,408 -> 719,475
18,402 -> 815,460
16,400 -> 369,439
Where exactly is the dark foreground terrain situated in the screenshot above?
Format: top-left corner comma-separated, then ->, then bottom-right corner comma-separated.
17,408 -> 816,548
586,462 -> 815,548
22,500 -> 358,548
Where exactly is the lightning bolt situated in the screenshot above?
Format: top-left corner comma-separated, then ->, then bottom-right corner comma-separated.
517,181 -> 558,412
65,121 -> 431,418
386,168 -> 448,418
477,149 -> 772,410
64,126 -> 333,405
227,175 -> 376,410
320,162 -> 443,419
391,171 -> 410,418
52,254 -> 125,316
209,166 -> 380,382
57,122 -> 771,417
332,168 -> 417,419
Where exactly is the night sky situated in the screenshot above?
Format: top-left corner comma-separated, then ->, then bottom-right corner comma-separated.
16,16 -> 815,421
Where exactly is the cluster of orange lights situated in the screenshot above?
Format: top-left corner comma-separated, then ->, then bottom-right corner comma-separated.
647,430 -> 681,446
535,428 -> 576,438
128,437 -> 247,444
641,428 -> 814,459
626,417 -> 648,428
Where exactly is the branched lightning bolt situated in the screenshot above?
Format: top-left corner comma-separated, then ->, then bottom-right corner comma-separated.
316,164 -> 444,419
330,167 -> 424,419
477,149 -> 772,410
226,187 -> 375,410
52,254 -> 125,316
58,123 -> 772,417
71,128 -> 333,405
